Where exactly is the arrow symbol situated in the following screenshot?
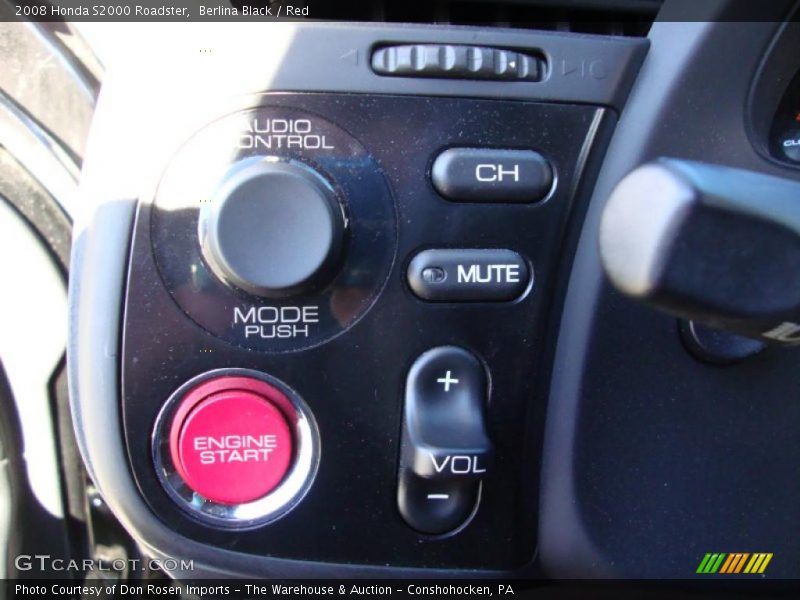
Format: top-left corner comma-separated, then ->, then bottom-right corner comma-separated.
561,59 -> 583,77
340,49 -> 359,66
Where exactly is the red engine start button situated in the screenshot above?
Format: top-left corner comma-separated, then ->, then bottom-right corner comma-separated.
168,376 -> 293,505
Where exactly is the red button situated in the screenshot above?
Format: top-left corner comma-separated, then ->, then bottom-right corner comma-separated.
168,377 -> 294,505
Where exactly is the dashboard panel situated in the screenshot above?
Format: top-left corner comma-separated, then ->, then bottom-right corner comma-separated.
68,21 -> 647,578
45,0 -> 800,586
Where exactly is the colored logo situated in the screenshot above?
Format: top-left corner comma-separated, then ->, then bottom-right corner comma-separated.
696,553 -> 773,574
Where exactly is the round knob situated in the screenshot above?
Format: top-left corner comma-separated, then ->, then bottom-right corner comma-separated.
199,158 -> 345,297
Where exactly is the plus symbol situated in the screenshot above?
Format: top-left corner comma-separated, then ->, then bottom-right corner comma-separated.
436,370 -> 459,392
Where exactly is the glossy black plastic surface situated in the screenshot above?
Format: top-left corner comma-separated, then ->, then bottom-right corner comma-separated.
121,93 -> 611,569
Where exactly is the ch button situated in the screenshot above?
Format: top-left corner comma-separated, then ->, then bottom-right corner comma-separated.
432,148 -> 553,203
398,347 -> 492,534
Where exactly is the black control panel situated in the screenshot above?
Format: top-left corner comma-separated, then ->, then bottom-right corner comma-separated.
120,93 -> 612,569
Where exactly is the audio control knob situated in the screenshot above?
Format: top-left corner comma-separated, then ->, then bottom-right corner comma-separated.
199,158 -> 345,297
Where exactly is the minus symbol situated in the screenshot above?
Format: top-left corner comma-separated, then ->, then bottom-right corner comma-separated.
427,493 -> 450,500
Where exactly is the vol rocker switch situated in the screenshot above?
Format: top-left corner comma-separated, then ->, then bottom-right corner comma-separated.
398,346 -> 492,534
